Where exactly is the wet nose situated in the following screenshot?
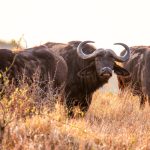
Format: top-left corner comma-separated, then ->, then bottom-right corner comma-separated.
101,67 -> 112,77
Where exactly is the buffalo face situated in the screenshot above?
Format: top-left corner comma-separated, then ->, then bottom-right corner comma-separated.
77,41 -> 130,80
94,52 -> 114,79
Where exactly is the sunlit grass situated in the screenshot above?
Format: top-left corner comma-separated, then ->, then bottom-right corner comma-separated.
0,80 -> 150,150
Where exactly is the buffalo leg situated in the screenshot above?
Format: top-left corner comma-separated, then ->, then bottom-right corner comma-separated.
148,96 -> 150,107
66,103 -> 74,118
79,102 -> 90,116
66,98 -> 78,118
140,94 -> 146,109
79,94 -> 92,116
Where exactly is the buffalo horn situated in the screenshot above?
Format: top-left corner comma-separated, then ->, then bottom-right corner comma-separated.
77,41 -> 104,60
110,43 -> 130,62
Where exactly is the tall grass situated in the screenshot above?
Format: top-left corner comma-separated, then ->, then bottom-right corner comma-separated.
0,78 -> 150,150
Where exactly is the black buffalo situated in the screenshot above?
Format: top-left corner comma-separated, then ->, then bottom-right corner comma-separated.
117,46 -> 150,108
45,41 -> 130,117
0,45 -> 68,95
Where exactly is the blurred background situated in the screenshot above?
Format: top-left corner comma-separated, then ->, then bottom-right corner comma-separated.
0,0 -> 150,92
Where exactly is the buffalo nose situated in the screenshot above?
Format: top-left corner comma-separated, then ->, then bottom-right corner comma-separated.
101,67 -> 112,77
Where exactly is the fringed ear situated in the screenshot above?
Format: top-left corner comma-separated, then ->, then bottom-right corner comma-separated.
117,73 -> 132,90
114,63 -> 130,76
77,63 -> 95,78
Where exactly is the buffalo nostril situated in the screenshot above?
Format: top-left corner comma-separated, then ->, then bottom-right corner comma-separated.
102,67 -> 112,73
102,68 -> 105,72
100,67 -> 112,77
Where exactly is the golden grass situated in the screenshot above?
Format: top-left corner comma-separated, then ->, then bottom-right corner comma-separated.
1,83 -> 150,150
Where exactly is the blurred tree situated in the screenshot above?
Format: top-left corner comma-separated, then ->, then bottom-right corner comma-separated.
0,39 -> 23,51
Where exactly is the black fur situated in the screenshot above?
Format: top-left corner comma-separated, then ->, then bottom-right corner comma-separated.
117,46 -> 150,108
45,41 -> 129,117
0,45 -> 68,95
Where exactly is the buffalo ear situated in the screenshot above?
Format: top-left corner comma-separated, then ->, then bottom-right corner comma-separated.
114,63 -> 130,76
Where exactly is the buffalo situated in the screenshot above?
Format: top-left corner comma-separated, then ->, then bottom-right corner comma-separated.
0,45 -> 68,96
45,41 -> 130,117
117,46 -> 150,108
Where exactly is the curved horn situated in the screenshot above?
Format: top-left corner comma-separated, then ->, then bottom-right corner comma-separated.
77,41 -> 104,60
109,43 -> 130,62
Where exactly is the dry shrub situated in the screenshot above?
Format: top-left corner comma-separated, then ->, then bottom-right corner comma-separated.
0,77 -> 150,149
0,72 -> 64,149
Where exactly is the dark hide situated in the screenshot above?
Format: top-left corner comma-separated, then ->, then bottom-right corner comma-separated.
0,45 -> 68,95
117,46 -> 150,108
44,41 -> 129,117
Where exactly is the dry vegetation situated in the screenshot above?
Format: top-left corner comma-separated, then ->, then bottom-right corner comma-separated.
0,78 -> 150,150
0,38 -> 24,50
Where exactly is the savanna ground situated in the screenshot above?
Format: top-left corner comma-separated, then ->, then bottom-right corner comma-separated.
0,78 -> 150,150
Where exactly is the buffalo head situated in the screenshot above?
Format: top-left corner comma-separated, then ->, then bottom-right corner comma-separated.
77,41 -> 130,79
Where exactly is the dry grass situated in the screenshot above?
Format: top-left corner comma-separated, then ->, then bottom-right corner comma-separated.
0,80 -> 150,150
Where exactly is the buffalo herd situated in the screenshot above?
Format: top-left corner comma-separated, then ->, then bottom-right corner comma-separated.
117,46 -> 150,108
0,40 -> 149,117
